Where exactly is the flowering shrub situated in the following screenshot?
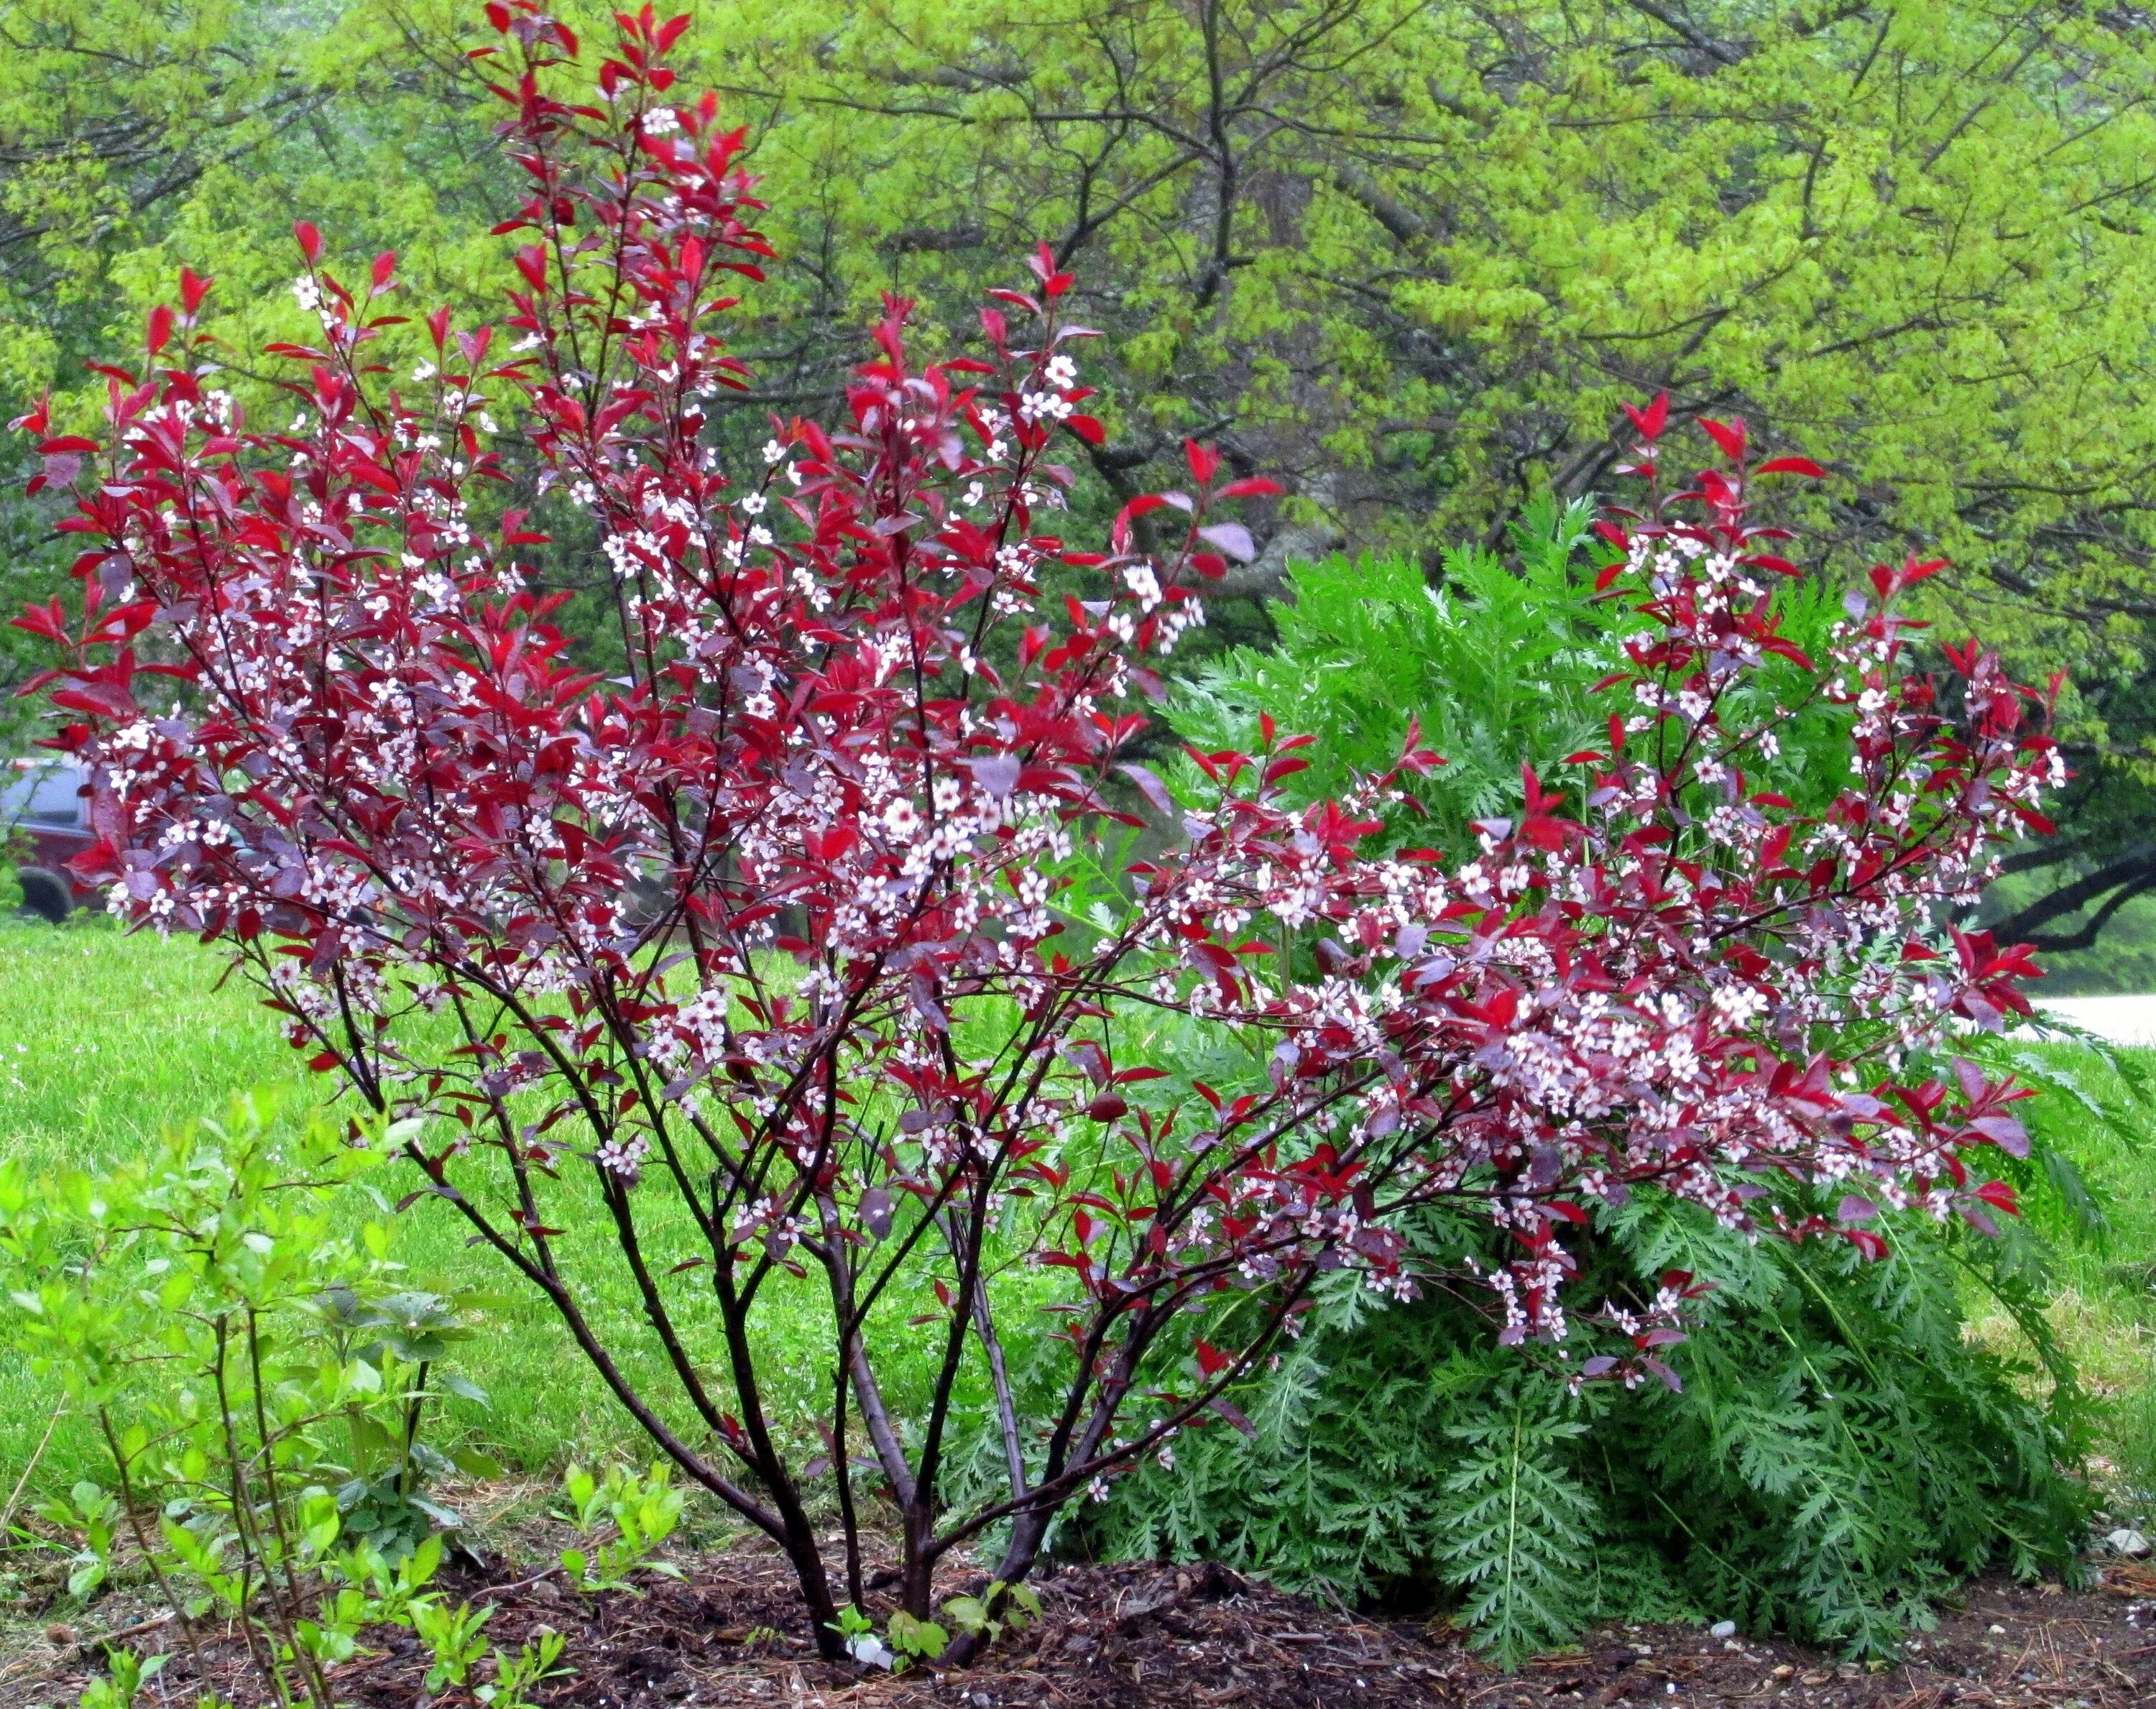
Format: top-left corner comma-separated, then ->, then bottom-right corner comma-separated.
14,3 -> 2060,1662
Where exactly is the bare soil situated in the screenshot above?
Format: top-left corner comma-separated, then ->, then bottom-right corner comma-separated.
8,1546 -> 2155,1708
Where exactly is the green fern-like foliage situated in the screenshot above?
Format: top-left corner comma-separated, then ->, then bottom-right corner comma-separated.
1168,497 -> 1851,847
1593,1195 -> 2091,1653
1433,1386 -> 1599,1667
1094,1194 -> 2091,1660
1095,524 -> 2097,1661
1170,497 -> 1623,848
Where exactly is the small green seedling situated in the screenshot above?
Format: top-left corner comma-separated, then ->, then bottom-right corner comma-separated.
555,1463 -> 684,1592
413,1596 -> 494,1691
476,1626 -> 570,1708
73,1648 -> 164,1709
943,1578 -> 1043,1646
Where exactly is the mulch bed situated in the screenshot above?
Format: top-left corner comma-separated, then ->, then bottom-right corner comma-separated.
11,1544 -> 2156,1708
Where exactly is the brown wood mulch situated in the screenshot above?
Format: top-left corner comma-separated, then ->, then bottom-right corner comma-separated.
9,1546 -> 2156,1708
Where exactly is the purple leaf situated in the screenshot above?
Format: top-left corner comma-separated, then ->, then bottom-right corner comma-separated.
1197,522 -> 1256,562
1118,762 -> 1176,818
968,754 -> 1021,798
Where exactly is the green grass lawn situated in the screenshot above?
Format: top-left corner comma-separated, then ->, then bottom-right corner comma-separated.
1976,1036 -> 2156,1516
4,916 -> 2156,1535
0,918 -> 792,1496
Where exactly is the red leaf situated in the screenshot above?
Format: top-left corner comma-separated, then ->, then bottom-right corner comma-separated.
1622,390 -> 1669,441
1756,456 -> 1826,478
294,221 -> 323,264
1700,415 -> 1747,463
1973,1179 -> 2021,1217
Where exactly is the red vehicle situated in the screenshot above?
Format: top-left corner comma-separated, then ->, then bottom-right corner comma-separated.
4,757 -> 94,921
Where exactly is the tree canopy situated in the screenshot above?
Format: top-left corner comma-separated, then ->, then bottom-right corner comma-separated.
6,0 -> 2156,954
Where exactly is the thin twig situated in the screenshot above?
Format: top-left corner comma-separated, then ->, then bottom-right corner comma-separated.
0,1396 -> 64,1541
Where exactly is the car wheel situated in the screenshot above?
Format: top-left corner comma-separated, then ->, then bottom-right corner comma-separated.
16,866 -> 74,923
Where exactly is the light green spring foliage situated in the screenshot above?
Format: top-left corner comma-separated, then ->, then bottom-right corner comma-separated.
0,1095 -> 488,1706
686,0 -> 2156,800
0,1095 -> 497,1552
8,2 -> 2156,733
0,0 -> 502,399
1169,498 -> 1636,845
0,1086 -> 657,1709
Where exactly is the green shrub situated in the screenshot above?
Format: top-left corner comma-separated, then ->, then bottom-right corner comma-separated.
1095,1189 -> 2091,1663
0,1095 -> 504,1707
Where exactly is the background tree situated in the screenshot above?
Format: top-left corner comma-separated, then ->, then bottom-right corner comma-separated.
9,0 -> 2156,960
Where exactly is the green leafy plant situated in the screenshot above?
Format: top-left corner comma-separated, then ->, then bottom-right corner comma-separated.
361,1539 -> 562,1706
555,1463 -> 685,1593
886,1608 -> 951,1667
0,1095 -> 497,1707
477,1625 -> 569,1708
1097,1191 -> 2091,1661
313,1283 -> 501,1558
1434,1384 -> 1600,1667
829,1602 -> 892,1668
1098,512 -> 2099,1662
32,1480 -> 119,1599
413,1593 -> 494,1692
73,1646 -> 164,1709
943,1577 -> 1041,1649
298,1532 -> 446,1674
